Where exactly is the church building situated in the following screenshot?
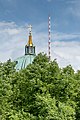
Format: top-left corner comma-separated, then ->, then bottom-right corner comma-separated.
15,25 -> 36,70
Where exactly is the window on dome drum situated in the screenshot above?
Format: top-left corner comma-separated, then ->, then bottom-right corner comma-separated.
15,61 -> 18,64
27,47 -> 29,53
33,47 -> 35,53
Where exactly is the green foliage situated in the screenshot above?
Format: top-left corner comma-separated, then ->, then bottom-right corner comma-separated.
0,53 -> 80,119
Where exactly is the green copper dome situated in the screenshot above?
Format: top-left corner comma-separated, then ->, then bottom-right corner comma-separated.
15,25 -> 36,70
15,54 -> 36,70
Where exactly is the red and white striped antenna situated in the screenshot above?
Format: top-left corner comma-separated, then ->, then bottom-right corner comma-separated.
48,15 -> 51,61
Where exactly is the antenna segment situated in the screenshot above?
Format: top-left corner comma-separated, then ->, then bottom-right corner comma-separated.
48,16 -> 51,61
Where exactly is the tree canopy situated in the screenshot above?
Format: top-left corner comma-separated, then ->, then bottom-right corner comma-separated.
0,53 -> 80,120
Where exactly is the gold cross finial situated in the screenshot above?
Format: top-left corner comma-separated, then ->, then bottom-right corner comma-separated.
27,25 -> 33,46
28,25 -> 32,35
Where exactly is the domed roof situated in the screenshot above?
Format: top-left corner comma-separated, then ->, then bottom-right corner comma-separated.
15,54 -> 35,70
15,25 -> 36,70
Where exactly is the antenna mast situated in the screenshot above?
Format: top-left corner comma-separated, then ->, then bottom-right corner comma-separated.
48,15 -> 51,61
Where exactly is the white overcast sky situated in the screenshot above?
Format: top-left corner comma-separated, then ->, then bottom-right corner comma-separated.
0,0 -> 80,70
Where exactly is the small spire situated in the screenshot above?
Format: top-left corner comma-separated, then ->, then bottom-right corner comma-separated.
25,24 -> 35,55
28,25 -> 33,46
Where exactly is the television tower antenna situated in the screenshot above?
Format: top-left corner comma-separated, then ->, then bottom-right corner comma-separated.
48,15 -> 51,61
